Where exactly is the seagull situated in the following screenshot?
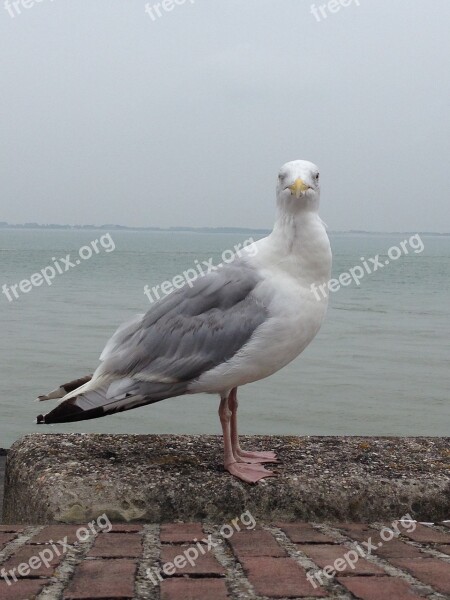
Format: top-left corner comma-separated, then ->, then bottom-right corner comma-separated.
37,160 -> 332,483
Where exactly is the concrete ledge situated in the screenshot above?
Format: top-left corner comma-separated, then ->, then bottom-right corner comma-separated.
3,434 -> 449,524
0,453 -> 6,523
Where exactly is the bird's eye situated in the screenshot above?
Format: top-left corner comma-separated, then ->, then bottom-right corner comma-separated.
315,173 -> 320,181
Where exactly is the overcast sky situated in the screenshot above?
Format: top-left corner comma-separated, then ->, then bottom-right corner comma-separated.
1,0 -> 449,231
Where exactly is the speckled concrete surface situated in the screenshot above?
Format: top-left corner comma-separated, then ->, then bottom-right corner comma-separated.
3,434 -> 449,525
0,453 -> 6,523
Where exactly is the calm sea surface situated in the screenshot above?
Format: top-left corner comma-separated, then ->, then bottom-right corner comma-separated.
1,230 -> 449,448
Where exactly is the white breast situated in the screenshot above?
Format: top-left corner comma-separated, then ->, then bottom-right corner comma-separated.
190,215 -> 332,395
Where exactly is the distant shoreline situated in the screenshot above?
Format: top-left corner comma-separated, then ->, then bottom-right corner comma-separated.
0,223 -> 449,236
1,223 -> 272,234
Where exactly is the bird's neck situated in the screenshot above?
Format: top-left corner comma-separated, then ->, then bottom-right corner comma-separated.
268,206 -> 332,285
272,204 -> 321,252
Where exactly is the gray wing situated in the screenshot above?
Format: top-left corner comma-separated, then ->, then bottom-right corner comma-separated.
98,260 -> 269,386
37,260 -> 270,424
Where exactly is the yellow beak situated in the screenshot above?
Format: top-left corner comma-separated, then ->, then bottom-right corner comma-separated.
288,178 -> 310,199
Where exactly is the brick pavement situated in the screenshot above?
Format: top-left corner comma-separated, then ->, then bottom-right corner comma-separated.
0,521 -> 449,599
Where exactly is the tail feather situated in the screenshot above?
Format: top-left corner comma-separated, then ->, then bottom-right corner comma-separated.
37,380 -> 188,424
36,375 -> 93,402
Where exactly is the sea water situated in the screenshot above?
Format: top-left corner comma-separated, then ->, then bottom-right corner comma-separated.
0,229 -> 449,448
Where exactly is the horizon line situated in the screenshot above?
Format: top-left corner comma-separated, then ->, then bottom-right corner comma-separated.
0,222 -> 449,236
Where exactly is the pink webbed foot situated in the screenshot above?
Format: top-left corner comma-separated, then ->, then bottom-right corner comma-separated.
225,461 -> 277,484
236,450 -> 278,464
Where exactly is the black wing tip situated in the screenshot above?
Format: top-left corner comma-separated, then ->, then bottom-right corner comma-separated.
36,397 -> 106,424
36,397 -> 85,425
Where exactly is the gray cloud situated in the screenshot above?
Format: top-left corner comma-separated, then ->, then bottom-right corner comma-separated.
1,0 -> 449,231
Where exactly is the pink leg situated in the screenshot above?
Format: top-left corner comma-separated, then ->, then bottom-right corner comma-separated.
228,388 -> 278,464
218,394 -> 275,484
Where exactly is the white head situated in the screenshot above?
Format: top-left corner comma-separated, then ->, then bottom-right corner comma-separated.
276,160 -> 320,214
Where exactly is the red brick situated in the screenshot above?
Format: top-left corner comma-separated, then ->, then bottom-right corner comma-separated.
241,556 -> 327,597
297,544 -> 385,575
338,524 -> 432,558
0,579 -> 48,600
337,576 -> 425,600
160,545 -> 225,575
0,533 -> 16,548
1,545 -> 63,578
341,526 -> 388,549
88,533 -> 142,558
161,578 -> 229,600
336,523 -> 375,542
399,524 -> 450,544
228,530 -> 286,558
276,523 -> 335,544
373,539 -> 425,559
391,558 -> 450,595
30,525 -> 82,545
160,522 -> 204,543
104,523 -> 144,533
0,526 -> 23,533
63,559 -> 136,599
337,527 -> 395,554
